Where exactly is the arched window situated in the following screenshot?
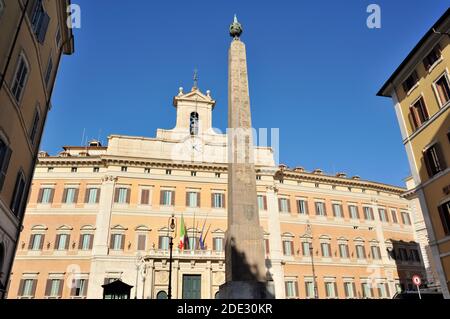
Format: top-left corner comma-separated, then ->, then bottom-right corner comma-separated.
157,291 -> 168,299
190,112 -> 199,136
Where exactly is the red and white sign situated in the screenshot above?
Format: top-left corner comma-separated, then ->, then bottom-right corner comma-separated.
412,275 -> 422,286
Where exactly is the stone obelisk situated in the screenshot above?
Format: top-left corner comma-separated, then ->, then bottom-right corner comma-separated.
219,15 -> 271,299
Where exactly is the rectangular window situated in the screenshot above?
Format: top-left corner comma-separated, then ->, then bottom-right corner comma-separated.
11,54 -> 29,102
187,192 -> 199,208
71,279 -> 88,297
47,279 -> 62,297
213,237 -> 224,252
325,282 -> 336,298
344,282 -> 355,298
279,198 -> 290,213
378,209 -> 388,223
110,234 -> 124,250
435,74 -> 450,106
402,71 -> 418,93
410,97 -> 429,129
411,249 -> 420,262
212,193 -> 225,208
391,210 -> 398,223
0,138 -> 12,191
63,188 -> 78,204
401,212 -> 412,225
187,236 -> 197,251
356,245 -> 366,259
140,189 -> 150,205
161,190 -> 174,206
302,242 -> 311,256
424,143 -> 447,177
371,246 -> 381,260
257,195 -> 267,211
86,188 -> 100,204
29,108 -> 40,144
55,26 -> 61,46
93,167 -> 100,173
20,279 -> 36,297
10,172 -> 26,216
56,234 -> 70,250
158,236 -> 169,250
71,167 -> 77,173
44,57 -> 53,86
315,202 -> 326,216
305,281 -> 314,298
339,244 -> 349,258
423,45 -> 441,70
321,243 -> 330,257
363,207 -> 374,220
332,203 -> 343,218
377,283 -> 388,298
137,234 -> 146,251
30,234 -> 43,251
30,0 -> 50,43
285,281 -> 298,298
438,200 -> 450,236
297,199 -> 308,215
39,187 -> 54,204
79,234 -> 92,250
283,240 -> 293,256
362,283 -> 372,298
114,187 -> 130,204
349,205 -> 359,219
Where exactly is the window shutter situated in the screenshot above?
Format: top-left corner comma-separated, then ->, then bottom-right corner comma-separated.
282,241 -> 286,255
49,188 -> 54,203
31,279 -> 37,297
109,234 -> 115,249
65,235 -> 71,250
158,236 -> 162,249
159,190 -> 164,205
211,194 -> 214,208
435,143 -> 447,170
323,203 -> 327,216
120,234 -> 125,250
96,189 -> 101,203
84,189 -> 89,203
37,12 -> 50,44
78,234 -> 83,249
138,234 -> 146,251
141,189 -> 149,205
57,279 -> 63,296
18,279 -> 25,296
62,189 -> 68,203
37,188 -> 43,203
278,199 -> 282,212
82,280 -> 89,296
438,204 -> 450,235
185,192 -> 189,206
45,279 -> 52,296
334,282 -> 338,298
222,194 -> 226,208
126,188 -> 131,204
28,235 -> 35,249
284,282 -> 289,297
114,188 -> 120,203
290,241 -> 294,255
263,196 -> 267,210
89,234 -> 94,249
74,189 -> 79,203
171,191 -> 175,206
287,199 -> 291,212
297,200 -> 301,214
197,193 -> 201,207
0,146 -> 11,190
265,239 -> 270,254
39,234 -> 45,249
294,281 -> 299,297
55,234 -> 60,249
70,279 -> 77,296
213,238 -> 216,251
409,107 -> 419,129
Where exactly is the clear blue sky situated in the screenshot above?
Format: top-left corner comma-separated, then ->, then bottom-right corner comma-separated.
45,0 -> 450,187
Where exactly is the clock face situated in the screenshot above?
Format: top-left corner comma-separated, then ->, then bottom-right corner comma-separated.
179,136 -> 204,162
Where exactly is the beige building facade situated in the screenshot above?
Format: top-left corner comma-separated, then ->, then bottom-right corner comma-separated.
0,0 -> 74,298
8,85 -> 427,299
378,8 -> 450,298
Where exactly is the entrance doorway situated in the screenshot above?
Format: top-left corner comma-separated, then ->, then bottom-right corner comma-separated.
182,275 -> 201,299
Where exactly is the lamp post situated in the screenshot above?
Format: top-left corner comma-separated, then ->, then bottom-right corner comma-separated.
167,214 -> 177,300
306,223 -> 318,299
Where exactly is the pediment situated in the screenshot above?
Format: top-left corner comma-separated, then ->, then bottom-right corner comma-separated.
173,88 -> 216,107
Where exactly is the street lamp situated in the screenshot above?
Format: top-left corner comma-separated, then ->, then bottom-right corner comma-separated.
167,214 -> 177,300
305,223 -> 318,299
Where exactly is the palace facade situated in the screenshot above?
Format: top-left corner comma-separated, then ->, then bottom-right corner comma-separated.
7,85 -> 429,299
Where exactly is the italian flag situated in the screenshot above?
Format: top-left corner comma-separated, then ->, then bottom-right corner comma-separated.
179,215 -> 186,250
